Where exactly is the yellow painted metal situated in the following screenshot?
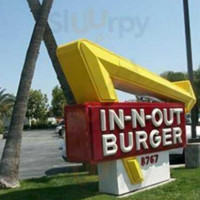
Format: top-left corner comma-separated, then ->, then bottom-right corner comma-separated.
57,39 -> 196,113
56,39 -> 196,185
122,157 -> 144,184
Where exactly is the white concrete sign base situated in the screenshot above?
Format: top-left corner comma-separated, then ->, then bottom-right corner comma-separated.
98,151 -> 170,195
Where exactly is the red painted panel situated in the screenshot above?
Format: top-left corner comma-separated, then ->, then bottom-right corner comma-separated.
65,105 -> 92,162
65,102 -> 186,164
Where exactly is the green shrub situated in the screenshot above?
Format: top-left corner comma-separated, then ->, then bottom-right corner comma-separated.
23,120 -> 57,130
0,120 -> 4,135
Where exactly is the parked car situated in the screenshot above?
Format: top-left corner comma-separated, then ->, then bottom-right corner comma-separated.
59,124 -> 200,162
47,117 -> 57,125
58,133 -> 67,161
169,125 -> 200,159
55,120 -> 65,137
3,127 -> 9,139
185,113 -> 191,124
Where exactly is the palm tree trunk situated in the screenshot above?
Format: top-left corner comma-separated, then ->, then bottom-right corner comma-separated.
0,0 -> 54,188
27,0 -> 76,105
27,0 -> 97,175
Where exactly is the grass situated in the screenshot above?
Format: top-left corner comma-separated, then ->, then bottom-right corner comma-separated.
0,168 -> 200,200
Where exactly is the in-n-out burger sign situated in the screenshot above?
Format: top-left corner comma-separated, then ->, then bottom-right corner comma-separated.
57,39 -> 195,195
65,102 -> 186,164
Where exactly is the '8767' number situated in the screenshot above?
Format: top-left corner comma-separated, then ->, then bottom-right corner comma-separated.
141,154 -> 159,166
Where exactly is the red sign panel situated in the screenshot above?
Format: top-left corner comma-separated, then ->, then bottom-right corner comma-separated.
65,102 -> 186,164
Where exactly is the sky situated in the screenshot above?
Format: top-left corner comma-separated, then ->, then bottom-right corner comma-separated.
0,0 -> 200,103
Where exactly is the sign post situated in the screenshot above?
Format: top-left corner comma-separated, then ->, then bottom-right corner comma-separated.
64,102 -> 185,195
57,39 -> 196,195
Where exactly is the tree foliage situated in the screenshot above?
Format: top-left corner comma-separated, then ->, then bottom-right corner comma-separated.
0,88 -> 15,119
161,68 -> 200,108
51,86 -> 66,118
0,88 -> 15,134
26,89 -> 49,120
160,71 -> 186,82
193,69 -> 200,101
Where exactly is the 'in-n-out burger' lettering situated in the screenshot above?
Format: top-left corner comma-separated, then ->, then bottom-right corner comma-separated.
100,108 -> 183,157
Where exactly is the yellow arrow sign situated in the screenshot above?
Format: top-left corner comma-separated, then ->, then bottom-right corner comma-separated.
57,39 -> 196,113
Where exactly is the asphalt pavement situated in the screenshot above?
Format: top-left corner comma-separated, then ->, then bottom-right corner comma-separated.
0,129 -> 184,180
0,130 -> 82,179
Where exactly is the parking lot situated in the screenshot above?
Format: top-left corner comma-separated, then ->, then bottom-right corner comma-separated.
0,129 -> 184,180
0,130 -> 81,179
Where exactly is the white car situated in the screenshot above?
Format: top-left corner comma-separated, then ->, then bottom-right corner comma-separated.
59,125 -> 200,161
169,125 -> 200,157
55,120 -> 65,137
58,133 -> 67,161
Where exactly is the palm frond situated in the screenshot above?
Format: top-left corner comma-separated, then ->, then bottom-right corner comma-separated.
0,89 -> 15,119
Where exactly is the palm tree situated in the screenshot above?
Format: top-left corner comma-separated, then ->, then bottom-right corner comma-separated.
0,0 -> 54,188
0,89 -> 15,119
27,0 -> 76,105
0,89 -> 15,135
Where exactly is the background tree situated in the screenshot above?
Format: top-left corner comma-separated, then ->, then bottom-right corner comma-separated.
193,67 -> 200,99
160,71 -> 186,82
0,89 -> 15,134
161,69 -> 200,101
161,69 -> 199,123
26,89 -> 48,121
51,86 -> 66,118
0,0 -> 54,188
192,67 -> 200,114
135,71 -> 187,104
0,89 -> 15,120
